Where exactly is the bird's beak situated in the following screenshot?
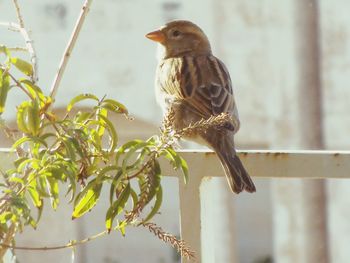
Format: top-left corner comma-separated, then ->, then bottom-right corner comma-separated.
145,30 -> 165,43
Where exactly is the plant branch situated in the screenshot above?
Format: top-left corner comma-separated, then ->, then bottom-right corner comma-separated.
7,71 -> 34,99
12,0 -> 25,27
0,223 -> 16,259
141,222 -> 196,261
126,152 -> 157,180
49,0 -> 93,101
5,46 -> 27,52
11,0 -> 39,83
0,223 -> 16,258
0,229 -> 107,251
0,22 -> 20,31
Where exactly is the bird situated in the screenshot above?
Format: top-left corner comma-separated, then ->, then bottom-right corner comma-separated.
146,20 -> 255,194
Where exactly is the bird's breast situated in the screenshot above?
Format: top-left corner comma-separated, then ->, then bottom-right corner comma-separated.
155,58 -> 184,111
156,58 -> 183,92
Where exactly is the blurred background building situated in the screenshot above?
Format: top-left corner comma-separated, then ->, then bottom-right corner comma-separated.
0,0 -> 350,262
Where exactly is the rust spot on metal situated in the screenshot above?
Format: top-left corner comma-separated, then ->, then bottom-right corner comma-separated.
273,152 -> 289,158
334,153 -> 340,157
205,152 -> 216,157
240,152 -> 248,157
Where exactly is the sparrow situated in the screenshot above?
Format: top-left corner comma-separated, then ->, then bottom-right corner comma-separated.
146,20 -> 255,194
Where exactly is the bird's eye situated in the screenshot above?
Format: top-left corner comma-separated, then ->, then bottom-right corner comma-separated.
172,30 -> 181,37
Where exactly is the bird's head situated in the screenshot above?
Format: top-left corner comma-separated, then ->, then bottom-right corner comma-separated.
146,20 -> 212,59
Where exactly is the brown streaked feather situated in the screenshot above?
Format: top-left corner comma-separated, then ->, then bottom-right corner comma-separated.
157,58 -> 184,100
156,54 -> 239,128
182,55 -> 236,120
203,128 -> 256,194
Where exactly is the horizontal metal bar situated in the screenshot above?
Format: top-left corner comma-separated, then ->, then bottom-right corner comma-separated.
161,150 -> 350,179
1,149 -> 349,179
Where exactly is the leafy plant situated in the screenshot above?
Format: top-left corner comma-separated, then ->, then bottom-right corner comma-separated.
0,0 -> 195,261
0,1 -> 233,261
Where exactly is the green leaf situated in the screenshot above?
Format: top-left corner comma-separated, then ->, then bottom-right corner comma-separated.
179,156 -> 189,184
109,170 -> 123,205
72,179 -> 102,219
9,176 -> 25,185
27,100 -> 41,136
116,140 -> 151,165
143,184 -> 163,223
66,136 -> 85,159
74,111 -> 92,123
0,45 -> 11,57
14,99 -> 43,138
97,114 -> 118,153
0,69 -> 10,114
125,148 -> 150,173
12,136 -> 31,149
17,158 -> 40,173
12,136 -> 47,151
163,148 -> 189,184
100,99 -> 128,115
28,183 -> 42,208
20,79 -> 46,102
88,129 -> 102,153
148,160 -> 162,202
115,219 -> 127,236
138,159 -> 162,207
10,57 -> 33,76
60,136 -> 77,162
37,174 -> 50,197
129,188 -> 139,212
64,166 -> 77,203
36,201 -> 44,224
105,183 -> 131,231
0,212 -> 13,224
28,215 -> 38,229
96,107 -> 107,137
39,132 -> 56,141
16,101 -> 31,133
67,94 -> 99,112
121,142 -> 152,174
46,176 -> 59,210
14,157 -> 28,168
99,165 -> 120,177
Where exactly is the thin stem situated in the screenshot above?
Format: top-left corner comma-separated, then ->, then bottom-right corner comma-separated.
11,0 -> 38,83
12,0 -> 25,27
0,230 -> 108,251
0,22 -> 20,31
6,46 -> 28,52
50,0 -> 93,101
0,223 -> 16,258
7,71 -> 34,99
126,152 -> 157,180
141,222 -> 196,261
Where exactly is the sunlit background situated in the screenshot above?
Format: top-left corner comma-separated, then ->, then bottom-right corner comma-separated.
1,0 -> 350,262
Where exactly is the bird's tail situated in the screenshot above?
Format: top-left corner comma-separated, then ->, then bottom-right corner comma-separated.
216,150 -> 256,194
209,133 -> 255,194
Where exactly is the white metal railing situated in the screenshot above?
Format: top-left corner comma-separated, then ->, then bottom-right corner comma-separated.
1,149 -> 350,262
169,150 -> 350,263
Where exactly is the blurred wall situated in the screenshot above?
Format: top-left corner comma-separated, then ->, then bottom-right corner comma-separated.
0,0 -> 350,263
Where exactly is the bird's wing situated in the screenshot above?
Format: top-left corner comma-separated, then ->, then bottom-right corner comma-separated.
157,55 -> 240,131
179,55 -> 240,131
180,55 -> 233,114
